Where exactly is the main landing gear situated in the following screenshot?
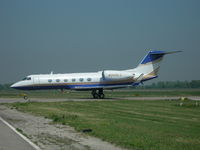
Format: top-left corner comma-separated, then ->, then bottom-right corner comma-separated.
91,89 -> 105,99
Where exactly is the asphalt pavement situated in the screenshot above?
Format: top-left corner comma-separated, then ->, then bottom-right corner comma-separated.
0,96 -> 200,104
0,117 -> 38,150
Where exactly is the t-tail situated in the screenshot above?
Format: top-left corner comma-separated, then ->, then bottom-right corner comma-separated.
126,50 -> 182,82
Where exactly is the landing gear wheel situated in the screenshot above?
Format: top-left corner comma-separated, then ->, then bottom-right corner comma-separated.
91,89 -> 105,99
23,96 -> 28,100
98,89 -> 104,99
99,93 -> 104,99
93,93 -> 99,99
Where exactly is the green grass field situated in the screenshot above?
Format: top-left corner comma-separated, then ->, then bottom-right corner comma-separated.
1,89 -> 200,99
7,99 -> 200,150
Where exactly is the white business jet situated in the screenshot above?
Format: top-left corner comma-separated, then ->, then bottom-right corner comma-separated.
11,50 -> 181,99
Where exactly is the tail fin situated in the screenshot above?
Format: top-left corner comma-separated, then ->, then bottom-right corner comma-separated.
131,50 -> 181,79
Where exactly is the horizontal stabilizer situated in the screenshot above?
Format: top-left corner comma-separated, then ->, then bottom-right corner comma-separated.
140,50 -> 182,65
150,50 -> 182,55
164,51 -> 182,54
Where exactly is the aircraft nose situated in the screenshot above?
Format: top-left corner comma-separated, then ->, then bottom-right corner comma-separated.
10,83 -> 18,89
10,81 -> 32,90
10,82 -> 22,89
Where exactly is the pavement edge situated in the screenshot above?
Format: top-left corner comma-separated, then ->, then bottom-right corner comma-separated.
0,116 -> 41,150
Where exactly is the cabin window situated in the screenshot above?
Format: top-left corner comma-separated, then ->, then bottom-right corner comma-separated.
72,78 -> 76,82
79,78 -> 84,82
64,79 -> 68,82
48,79 -> 52,83
56,79 -> 60,82
87,78 -> 92,81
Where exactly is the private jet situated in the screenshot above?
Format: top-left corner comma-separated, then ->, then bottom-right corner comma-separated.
11,50 -> 181,99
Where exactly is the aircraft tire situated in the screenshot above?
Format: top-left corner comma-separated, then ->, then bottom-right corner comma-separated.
99,93 -> 105,99
24,96 -> 28,100
93,93 -> 99,99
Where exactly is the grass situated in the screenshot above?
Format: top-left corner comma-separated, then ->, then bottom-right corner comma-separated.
7,99 -> 200,150
16,128 -> 28,137
1,89 -> 200,99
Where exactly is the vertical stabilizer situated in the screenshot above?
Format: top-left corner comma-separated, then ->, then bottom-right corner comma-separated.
127,50 -> 181,80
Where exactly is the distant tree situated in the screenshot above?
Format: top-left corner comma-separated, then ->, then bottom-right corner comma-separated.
135,80 -> 200,89
190,80 -> 200,88
157,81 -> 165,88
0,83 -> 13,90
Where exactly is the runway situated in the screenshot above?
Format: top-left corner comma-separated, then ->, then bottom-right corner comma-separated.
0,96 -> 200,103
0,117 -> 40,150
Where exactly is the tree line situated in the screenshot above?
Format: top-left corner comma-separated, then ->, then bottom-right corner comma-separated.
0,80 -> 200,90
137,80 -> 200,89
0,84 -> 13,90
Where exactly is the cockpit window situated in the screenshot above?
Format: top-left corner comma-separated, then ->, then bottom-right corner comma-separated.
22,77 -> 31,81
22,77 -> 27,80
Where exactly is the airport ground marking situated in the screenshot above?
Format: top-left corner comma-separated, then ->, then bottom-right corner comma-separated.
0,116 -> 41,150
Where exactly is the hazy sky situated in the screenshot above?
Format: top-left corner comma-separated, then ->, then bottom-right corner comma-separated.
0,0 -> 200,84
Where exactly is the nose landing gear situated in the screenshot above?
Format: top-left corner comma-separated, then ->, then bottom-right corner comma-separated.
19,93 -> 29,101
91,89 -> 105,99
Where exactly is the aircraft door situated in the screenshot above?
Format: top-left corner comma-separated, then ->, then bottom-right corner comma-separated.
33,77 -> 40,85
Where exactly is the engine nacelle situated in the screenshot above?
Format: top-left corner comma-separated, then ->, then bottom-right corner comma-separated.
102,70 -> 133,80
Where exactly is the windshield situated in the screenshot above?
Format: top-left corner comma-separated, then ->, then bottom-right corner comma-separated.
22,77 -> 31,81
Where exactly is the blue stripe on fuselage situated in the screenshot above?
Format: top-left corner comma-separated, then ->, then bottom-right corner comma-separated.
14,82 -> 133,90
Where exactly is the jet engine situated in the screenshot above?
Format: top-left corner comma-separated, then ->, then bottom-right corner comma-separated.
102,70 -> 134,80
